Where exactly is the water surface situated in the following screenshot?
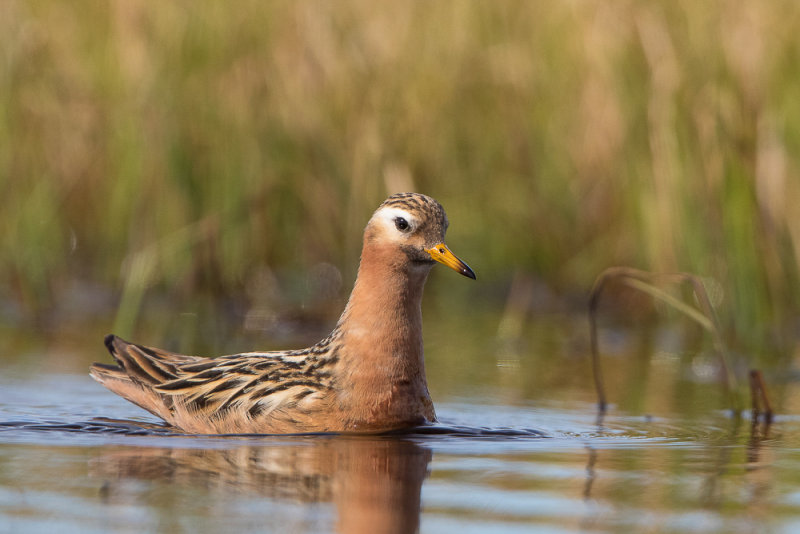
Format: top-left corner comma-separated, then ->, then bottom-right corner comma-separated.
1,314 -> 799,533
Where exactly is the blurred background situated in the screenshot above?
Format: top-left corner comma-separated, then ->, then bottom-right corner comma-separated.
1,0 -> 799,372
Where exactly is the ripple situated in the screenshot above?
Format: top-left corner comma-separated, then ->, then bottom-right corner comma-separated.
0,418 -> 547,439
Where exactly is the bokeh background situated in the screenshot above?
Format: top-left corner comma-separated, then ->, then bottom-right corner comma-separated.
2,1 -> 799,367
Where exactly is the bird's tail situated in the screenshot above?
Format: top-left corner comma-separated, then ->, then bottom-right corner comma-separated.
90,334 -> 198,422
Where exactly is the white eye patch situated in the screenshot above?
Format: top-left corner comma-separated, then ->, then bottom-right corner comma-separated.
378,207 -> 418,232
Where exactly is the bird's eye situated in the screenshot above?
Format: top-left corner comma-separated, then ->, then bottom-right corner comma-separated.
394,217 -> 410,232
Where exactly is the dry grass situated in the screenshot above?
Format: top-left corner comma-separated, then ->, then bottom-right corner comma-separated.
1,1 -> 799,352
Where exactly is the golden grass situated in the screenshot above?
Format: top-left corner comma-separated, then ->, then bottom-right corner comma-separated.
1,1 -> 799,353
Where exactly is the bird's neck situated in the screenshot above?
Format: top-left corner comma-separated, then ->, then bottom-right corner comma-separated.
338,242 -> 431,361
333,241 -> 434,423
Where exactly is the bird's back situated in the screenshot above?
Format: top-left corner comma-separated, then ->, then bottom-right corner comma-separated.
91,335 -> 338,434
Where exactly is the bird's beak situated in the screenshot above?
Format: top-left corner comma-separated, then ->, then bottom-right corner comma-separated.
425,244 -> 476,280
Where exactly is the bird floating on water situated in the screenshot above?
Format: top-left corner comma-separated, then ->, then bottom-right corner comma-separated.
91,193 -> 475,434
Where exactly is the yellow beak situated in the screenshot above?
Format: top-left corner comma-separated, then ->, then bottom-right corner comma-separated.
425,244 -> 476,280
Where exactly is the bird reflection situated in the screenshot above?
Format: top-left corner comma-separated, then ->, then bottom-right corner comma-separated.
90,436 -> 431,534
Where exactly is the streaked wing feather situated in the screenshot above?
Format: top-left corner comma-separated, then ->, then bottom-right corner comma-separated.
95,335 -> 337,432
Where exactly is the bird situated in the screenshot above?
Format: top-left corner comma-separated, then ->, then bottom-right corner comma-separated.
90,193 -> 476,434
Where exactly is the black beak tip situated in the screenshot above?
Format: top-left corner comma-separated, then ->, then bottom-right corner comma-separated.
462,266 -> 477,280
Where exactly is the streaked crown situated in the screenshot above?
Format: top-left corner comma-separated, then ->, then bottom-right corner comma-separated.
378,193 -> 449,233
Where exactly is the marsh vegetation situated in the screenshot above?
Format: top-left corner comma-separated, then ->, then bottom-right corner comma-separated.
1,1 -> 798,359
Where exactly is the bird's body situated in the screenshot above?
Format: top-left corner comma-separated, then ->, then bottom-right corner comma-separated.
91,193 -> 475,434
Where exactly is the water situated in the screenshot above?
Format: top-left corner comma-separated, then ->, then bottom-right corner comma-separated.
2,314 -> 800,533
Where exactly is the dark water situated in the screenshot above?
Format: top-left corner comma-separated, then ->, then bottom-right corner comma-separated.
2,314 -> 800,533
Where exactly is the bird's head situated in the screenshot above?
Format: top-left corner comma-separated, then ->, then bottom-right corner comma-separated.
364,192 -> 476,280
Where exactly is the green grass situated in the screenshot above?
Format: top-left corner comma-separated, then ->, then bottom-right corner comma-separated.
1,1 -> 799,355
